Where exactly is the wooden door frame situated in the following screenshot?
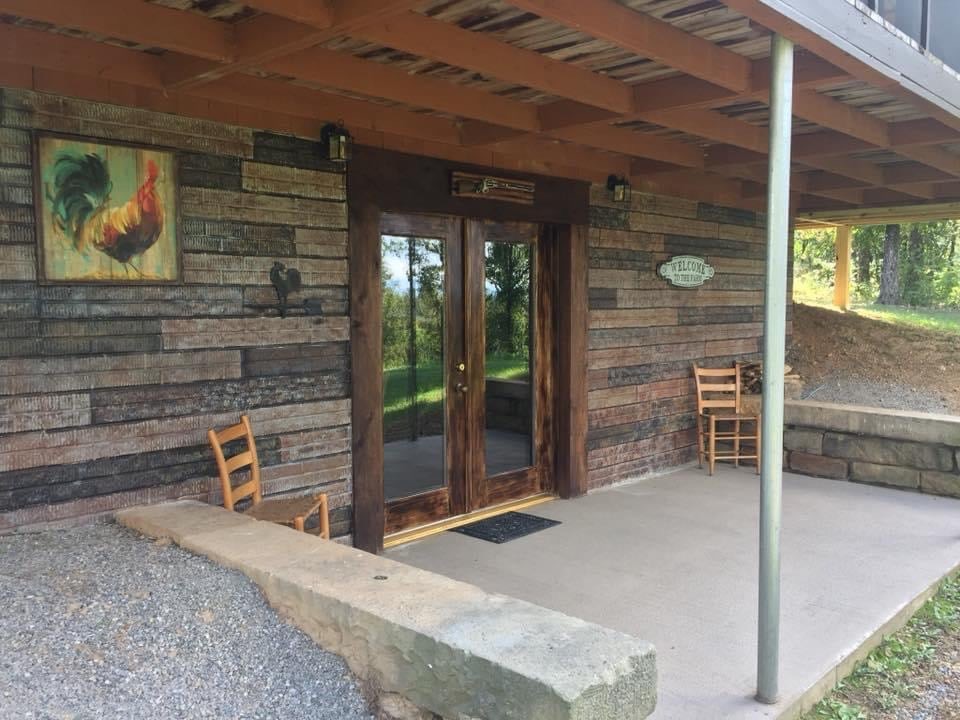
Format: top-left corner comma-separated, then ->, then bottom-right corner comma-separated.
348,146 -> 589,553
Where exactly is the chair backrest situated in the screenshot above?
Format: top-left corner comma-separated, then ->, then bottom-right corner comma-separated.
207,415 -> 262,511
692,363 -> 742,415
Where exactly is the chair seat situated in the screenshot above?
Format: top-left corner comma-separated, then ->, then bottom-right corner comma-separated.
706,413 -> 760,421
244,494 -> 324,524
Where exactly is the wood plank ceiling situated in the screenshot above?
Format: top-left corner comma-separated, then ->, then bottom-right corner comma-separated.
2,0 -> 960,215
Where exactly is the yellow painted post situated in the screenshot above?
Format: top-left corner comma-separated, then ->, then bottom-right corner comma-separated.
833,225 -> 852,310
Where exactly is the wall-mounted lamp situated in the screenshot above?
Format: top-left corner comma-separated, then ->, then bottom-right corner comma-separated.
321,121 -> 352,163
607,174 -> 631,204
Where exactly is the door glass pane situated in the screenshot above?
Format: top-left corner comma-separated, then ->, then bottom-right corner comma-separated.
484,240 -> 534,476
381,235 -> 446,501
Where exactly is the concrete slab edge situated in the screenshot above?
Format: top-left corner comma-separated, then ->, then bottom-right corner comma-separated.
776,558 -> 960,720
116,501 -> 658,720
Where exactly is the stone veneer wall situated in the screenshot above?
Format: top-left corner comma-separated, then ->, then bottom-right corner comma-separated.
587,187 -> 792,488
0,89 -> 352,535
784,400 -> 960,495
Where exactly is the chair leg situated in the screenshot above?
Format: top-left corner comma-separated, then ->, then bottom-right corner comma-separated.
756,416 -> 762,475
696,414 -> 704,468
294,515 -> 305,532
708,415 -> 717,476
318,494 -> 330,540
734,418 -> 741,468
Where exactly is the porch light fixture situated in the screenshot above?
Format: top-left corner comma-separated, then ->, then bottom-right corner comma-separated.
321,121 -> 351,163
606,174 -> 631,203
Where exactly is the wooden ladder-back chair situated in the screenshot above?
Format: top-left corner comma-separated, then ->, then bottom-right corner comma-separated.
693,363 -> 761,476
207,415 -> 330,539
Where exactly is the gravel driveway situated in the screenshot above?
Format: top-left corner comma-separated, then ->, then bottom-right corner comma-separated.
801,374 -> 952,414
0,523 -> 374,720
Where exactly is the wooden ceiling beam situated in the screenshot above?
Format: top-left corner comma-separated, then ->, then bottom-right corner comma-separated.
0,25 -> 164,88
630,105 -> 937,200
631,53 -> 850,114
0,0 -> 235,62
263,47 -> 541,133
0,26 -> 704,190
506,0 -> 752,93
547,125 -> 704,169
888,118 -> 959,147
0,60 -> 623,188
637,108 -> 768,153
352,12 -> 634,115
239,0 -> 333,27
164,0 -> 425,89
792,88 -> 890,148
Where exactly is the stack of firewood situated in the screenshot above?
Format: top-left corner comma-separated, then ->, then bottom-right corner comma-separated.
739,362 -> 803,399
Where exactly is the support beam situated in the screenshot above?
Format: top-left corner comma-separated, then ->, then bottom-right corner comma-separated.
506,0 -> 753,93
757,32 -> 794,707
163,0 -> 426,89
0,0 -> 235,62
833,225 -> 852,310
354,12 -> 635,115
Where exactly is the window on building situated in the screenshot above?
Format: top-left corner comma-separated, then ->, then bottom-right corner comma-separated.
874,0 -> 924,44
928,0 -> 960,71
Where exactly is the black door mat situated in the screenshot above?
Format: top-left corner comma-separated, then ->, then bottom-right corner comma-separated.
449,511 -> 560,544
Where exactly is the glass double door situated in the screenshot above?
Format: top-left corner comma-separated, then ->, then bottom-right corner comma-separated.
380,214 -> 549,535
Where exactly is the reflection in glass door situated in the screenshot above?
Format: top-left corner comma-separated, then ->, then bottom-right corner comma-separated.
381,234 -> 447,502
483,239 -> 534,477
379,215 -> 549,537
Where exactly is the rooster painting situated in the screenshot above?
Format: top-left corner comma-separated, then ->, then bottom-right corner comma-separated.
39,138 -> 177,282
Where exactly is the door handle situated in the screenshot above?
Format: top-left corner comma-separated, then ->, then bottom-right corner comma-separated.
454,382 -> 469,393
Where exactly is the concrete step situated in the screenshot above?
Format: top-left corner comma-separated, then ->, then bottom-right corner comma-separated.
117,500 -> 657,720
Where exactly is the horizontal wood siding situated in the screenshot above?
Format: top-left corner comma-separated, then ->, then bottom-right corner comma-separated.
587,186 -> 792,488
0,89 -> 352,535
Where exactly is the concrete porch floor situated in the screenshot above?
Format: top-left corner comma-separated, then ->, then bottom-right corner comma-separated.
387,466 -> 960,719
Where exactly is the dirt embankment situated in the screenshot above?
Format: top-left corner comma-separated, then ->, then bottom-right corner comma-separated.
788,304 -> 960,415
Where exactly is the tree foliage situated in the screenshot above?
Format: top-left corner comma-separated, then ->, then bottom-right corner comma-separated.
794,220 -> 960,307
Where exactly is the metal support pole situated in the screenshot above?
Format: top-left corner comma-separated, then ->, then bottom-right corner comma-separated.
757,32 -> 794,706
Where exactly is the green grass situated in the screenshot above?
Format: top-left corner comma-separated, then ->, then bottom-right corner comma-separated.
852,305 -> 960,335
793,273 -> 836,307
383,356 -> 528,428
805,574 -> 960,719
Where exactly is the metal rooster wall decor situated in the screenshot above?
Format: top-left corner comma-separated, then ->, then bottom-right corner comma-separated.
244,261 -> 324,318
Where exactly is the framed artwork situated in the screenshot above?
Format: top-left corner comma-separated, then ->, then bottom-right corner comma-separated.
36,134 -> 179,283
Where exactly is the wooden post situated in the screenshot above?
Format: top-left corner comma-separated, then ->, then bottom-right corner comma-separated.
833,224 -> 852,310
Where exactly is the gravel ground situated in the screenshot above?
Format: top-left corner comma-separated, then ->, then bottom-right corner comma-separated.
801,374 -> 952,414
0,523 -> 375,720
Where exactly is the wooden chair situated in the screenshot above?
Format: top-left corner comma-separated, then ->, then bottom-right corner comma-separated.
207,415 -> 330,539
693,363 -> 762,476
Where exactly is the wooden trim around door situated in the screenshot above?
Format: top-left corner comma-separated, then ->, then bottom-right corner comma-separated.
349,198 -> 385,553
348,145 -> 589,553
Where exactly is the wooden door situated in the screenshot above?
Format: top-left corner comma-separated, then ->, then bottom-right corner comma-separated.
381,214 -> 466,534
380,215 -> 553,536
466,219 -> 553,510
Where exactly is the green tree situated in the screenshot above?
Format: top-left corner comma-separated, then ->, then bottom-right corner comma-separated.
485,243 -> 531,357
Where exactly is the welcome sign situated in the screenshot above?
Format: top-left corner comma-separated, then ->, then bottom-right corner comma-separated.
658,255 -> 715,288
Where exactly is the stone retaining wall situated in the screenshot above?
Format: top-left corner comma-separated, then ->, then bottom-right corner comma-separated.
784,400 -> 960,497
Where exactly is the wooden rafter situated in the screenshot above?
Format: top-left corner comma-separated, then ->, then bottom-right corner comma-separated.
164,0 -> 427,89
506,0 -> 753,93
0,0 -> 234,62
353,12 -> 635,115
2,0 -> 960,214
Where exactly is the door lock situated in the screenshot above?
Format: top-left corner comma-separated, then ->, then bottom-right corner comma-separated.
457,362 -> 466,372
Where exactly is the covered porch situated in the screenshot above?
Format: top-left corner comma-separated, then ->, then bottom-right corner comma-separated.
388,464 -> 960,719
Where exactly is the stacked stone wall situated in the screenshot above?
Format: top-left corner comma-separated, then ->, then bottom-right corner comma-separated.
784,400 -> 960,496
